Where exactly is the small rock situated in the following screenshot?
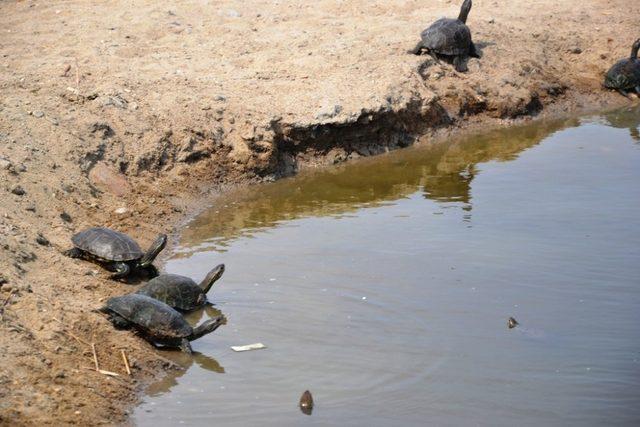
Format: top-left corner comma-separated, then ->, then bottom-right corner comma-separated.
60,212 -> 72,223
16,164 -> 26,173
25,203 -> 36,212
11,185 -> 26,196
88,162 -> 130,196
114,207 -> 127,215
105,95 -> 128,109
0,157 -> 12,170
35,233 -> 49,246
32,111 -> 44,118
315,103 -> 343,120
299,390 -> 313,415
0,275 -> 7,286
570,47 -> 582,54
214,94 -> 226,101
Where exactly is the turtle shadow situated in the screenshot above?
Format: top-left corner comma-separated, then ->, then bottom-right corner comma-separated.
473,40 -> 495,57
144,351 -> 225,396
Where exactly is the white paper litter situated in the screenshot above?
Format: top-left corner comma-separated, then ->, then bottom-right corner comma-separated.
231,343 -> 267,352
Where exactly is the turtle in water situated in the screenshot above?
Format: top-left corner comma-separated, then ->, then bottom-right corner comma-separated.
65,227 -> 167,279
410,0 -> 480,72
299,390 -> 314,416
604,38 -> 640,97
136,264 -> 225,311
99,294 -> 225,353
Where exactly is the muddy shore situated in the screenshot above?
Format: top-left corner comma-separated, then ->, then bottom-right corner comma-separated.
0,0 -> 638,424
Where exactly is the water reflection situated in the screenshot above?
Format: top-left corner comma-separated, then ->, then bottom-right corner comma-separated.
179,117 -> 579,255
146,352 -> 225,397
603,105 -> 640,142
144,305 -> 226,396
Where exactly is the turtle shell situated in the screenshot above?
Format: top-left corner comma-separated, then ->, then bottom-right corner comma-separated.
421,18 -> 472,56
136,274 -> 206,311
72,227 -> 143,261
105,294 -> 192,339
604,59 -> 640,90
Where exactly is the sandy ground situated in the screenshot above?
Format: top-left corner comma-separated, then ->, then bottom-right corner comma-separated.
0,0 -> 638,424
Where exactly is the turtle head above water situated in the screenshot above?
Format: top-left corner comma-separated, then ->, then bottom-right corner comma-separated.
631,38 -> 640,60
199,264 -> 226,294
138,234 -> 167,268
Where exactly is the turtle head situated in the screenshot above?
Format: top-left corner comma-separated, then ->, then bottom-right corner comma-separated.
199,264 -> 225,294
458,0 -> 472,24
138,234 -> 167,268
631,38 -> 640,60
190,315 -> 226,340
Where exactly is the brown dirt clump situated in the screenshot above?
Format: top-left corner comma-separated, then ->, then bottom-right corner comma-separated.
0,0 -> 638,424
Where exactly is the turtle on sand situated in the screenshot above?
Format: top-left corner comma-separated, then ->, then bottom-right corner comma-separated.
604,38 -> 640,97
65,227 -> 166,279
99,294 -> 225,353
410,0 -> 480,72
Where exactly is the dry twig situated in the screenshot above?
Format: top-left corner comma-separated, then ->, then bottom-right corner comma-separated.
121,350 -> 131,376
91,343 -> 99,371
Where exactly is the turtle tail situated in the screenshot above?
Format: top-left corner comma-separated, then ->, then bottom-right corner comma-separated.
189,315 -> 226,341
139,234 -> 167,268
198,264 -> 225,294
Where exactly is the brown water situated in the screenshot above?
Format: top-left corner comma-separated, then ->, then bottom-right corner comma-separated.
134,107 -> 640,426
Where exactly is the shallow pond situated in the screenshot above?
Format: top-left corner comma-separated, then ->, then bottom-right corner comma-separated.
135,107 -> 640,426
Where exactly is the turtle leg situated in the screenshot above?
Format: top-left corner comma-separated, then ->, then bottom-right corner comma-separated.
469,41 -> 481,58
428,50 -> 440,64
409,41 -> 424,55
64,247 -> 84,259
453,55 -> 468,72
617,89 -> 630,98
635,86 -> 640,95
109,262 -> 130,279
179,338 -> 193,354
108,313 -> 131,330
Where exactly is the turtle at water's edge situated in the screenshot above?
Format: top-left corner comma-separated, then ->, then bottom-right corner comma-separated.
136,264 -> 225,311
99,294 -> 225,353
64,227 -> 166,279
604,38 -> 640,97
410,0 -> 480,72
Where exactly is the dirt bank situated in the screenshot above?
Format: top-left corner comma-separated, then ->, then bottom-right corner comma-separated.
0,0 -> 637,424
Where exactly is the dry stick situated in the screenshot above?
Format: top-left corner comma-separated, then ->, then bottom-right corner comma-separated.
74,57 -> 80,96
121,350 -> 131,376
91,343 -> 99,371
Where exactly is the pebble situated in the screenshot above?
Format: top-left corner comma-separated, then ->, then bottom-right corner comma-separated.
32,110 -> 44,118
114,207 -> 127,214
11,185 -> 26,196
570,47 -> 582,54
60,212 -> 72,223
35,233 -> 49,246
0,157 -> 12,170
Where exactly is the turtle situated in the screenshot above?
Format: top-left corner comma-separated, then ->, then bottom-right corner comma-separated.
136,264 -> 225,311
604,38 -> 640,97
410,0 -> 480,72
64,227 -> 167,279
99,294 -> 225,353
299,390 -> 314,416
